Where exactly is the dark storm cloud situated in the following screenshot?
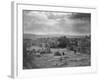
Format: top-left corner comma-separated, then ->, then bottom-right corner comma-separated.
70,13 -> 91,21
73,20 -> 90,34
70,13 -> 91,35
23,10 -> 91,35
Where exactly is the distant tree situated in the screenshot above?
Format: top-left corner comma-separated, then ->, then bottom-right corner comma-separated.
49,41 -> 58,48
58,36 -> 69,48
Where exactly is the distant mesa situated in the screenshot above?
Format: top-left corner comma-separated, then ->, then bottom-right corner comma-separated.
23,33 -> 90,40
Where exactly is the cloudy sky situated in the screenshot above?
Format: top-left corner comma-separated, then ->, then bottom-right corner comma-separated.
23,10 -> 91,35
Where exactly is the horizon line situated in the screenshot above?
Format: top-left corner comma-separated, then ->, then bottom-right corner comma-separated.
23,32 -> 91,36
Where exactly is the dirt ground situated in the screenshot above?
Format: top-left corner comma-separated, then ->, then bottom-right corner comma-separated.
23,48 -> 90,69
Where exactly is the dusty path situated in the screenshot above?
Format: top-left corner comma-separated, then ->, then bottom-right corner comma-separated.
24,49 -> 90,69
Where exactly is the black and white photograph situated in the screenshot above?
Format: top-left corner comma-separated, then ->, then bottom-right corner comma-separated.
23,10 -> 91,69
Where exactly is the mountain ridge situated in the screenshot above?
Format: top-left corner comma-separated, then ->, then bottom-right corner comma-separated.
23,33 -> 90,40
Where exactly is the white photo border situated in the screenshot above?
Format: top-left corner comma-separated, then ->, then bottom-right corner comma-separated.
11,2 -> 97,78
